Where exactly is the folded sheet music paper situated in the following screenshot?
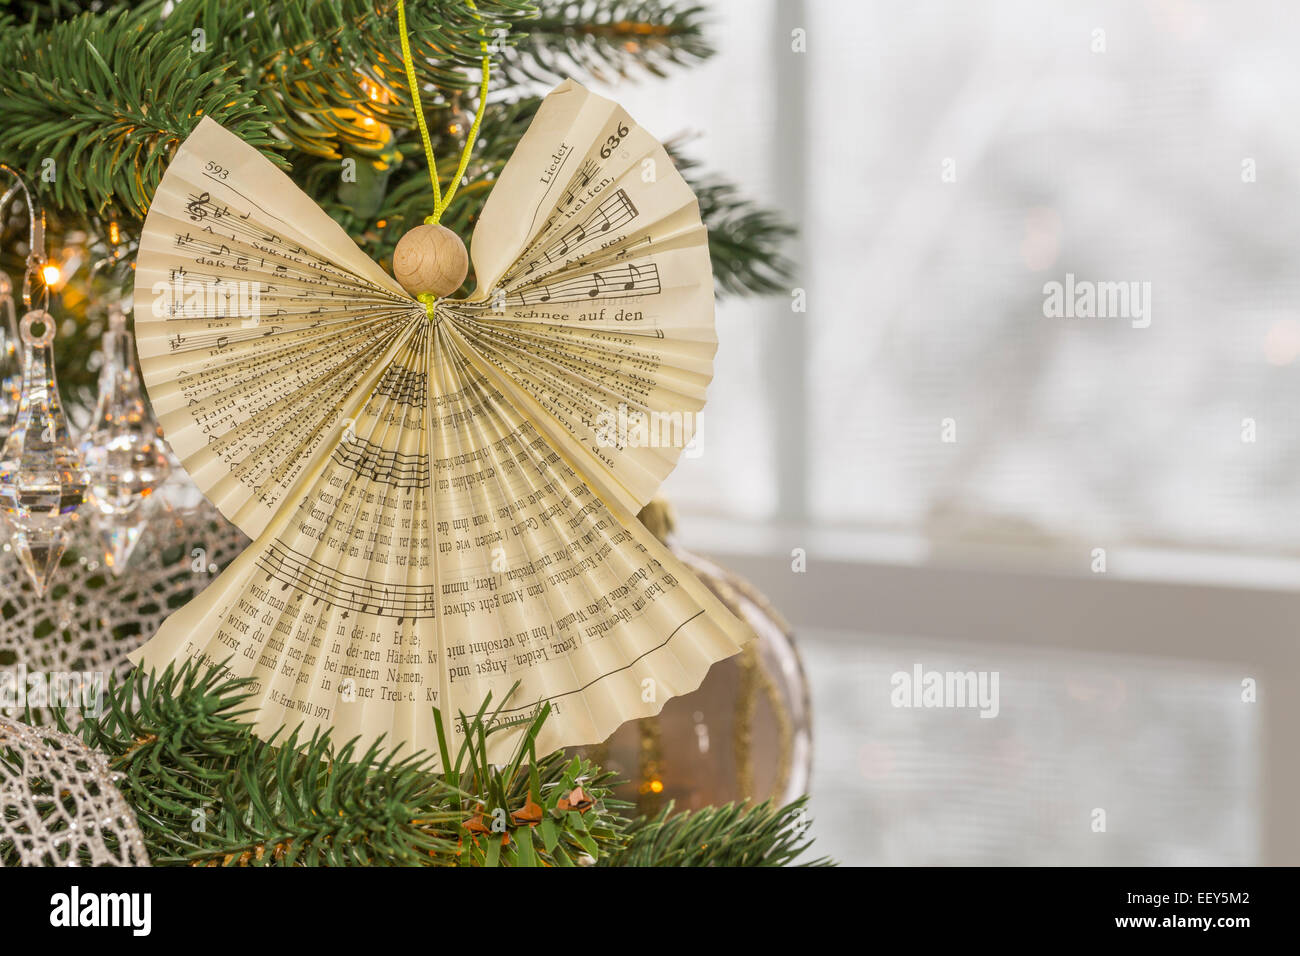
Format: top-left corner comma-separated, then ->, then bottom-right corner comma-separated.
129,79 -> 751,763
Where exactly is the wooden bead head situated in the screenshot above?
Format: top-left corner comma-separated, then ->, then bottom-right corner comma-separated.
392,223 -> 469,298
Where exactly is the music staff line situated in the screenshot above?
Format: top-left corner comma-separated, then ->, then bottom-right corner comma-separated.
182,190 -> 403,300
159,269 -> 414,320
175,223 -> 381,293
158,306 -> 417,353
157,298 -> 413,328
508,261 -> 661,306
519,188 -> 638,276
184,191 -> 347,269
331,435 -> 431,486
256,544 -> 435,620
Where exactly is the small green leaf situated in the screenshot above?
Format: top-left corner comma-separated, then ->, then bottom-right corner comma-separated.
515,829 -> 538,867
540,816 -> 558,853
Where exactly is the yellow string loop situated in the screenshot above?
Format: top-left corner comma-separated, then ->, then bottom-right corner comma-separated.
396,0 -> 491,226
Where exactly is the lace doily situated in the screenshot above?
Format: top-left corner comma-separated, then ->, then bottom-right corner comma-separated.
0,714 -> 149,865
0,489 -> 248,725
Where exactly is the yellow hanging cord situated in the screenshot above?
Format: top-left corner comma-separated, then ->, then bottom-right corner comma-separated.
396,0 -> 491,226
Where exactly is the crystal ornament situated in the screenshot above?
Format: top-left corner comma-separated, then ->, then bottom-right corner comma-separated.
0,488 -> 249,718
0,310 -> 87,595
0,275 -> 22,447
80,305 -> 171,573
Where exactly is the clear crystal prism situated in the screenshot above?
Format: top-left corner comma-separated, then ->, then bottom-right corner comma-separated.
0,276 -> 23,448
79,306 -> 171,574
94,508 -> 147,575
0,309 -> 87,596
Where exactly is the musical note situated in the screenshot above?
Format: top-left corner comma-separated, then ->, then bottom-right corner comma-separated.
254,544 -> 434,619
513,190 -> 640,281
622,263 -> 641,291
510,261 -> 660,306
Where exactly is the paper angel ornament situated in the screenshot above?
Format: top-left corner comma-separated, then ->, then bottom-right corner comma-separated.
129,79 -> 751,763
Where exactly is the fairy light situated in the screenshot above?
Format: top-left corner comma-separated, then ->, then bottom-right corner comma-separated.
41,264 -> 61,286
340,76 -> 395,153
360,77 -> 389,103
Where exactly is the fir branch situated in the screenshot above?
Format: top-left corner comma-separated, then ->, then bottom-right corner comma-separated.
503,0 -> 713,84
181,730 -> 465,866
66,663 -> 260,860
680,164 -> 796,298
56,664 -> 636,866
0,0 -> 535,217
424,687 -> 629,867
607,798 -> 830,867
179,0 -> 536,160
0,1 -> 170,27
0,7 -> 276,220
174,699 -> 629,867
12,646 -> 826,869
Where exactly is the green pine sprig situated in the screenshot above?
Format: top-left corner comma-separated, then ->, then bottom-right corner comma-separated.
502,0 -> 714,84
39,664 -> 636,866
10,661 -> 826,866
608,797 -> 831,867
0,7 -> 276,220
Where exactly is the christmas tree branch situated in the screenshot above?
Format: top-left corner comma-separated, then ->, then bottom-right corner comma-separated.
0,7 -> 275,220
608,798 -> 830,867
20,661 -> 825,866
0,0 -> 533,216
503,0 -> 713,84
692,174 -> 796,298
197,0 -> 534,158
49,663 -> 635,866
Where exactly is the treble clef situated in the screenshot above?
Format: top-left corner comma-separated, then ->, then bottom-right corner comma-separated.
186,191 -> 211,222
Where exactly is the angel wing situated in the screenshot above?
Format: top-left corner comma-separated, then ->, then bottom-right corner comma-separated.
129,79 -> 749,763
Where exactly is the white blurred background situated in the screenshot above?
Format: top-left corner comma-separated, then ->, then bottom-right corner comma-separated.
586,0 -> 1300,864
